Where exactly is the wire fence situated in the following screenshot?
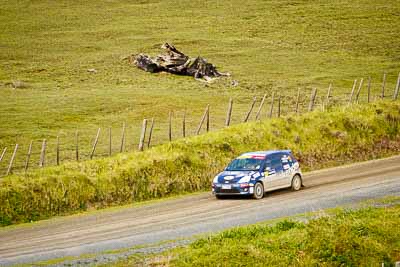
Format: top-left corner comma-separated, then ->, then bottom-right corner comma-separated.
0,72 -> 399,177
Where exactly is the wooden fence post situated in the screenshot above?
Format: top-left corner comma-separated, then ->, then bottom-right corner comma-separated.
225,98 -> 233,126
56,136 -> 60,165
355,78 -> 364,103
6,144 -> 18,175
108,127 -> 112,156
196,105 -> 209,135
148,118 -> 154,148
255,94 -> 267,121
182,112 -> 186,137
0,147 -> 6,163
120,122 -> 126,153
268,92 -> 275,118
168,111 -> 172,141
277,95 -> 281,117
90,128 -> 100,159
243,96 -> 257,122
295,88 -> 300,114
39,139 -> 46,167
24,141 -> 32,173
75,131 -> 79,161
367,76 -> 371,103
348,79 -> 357,104
326,83 -> 332,106
138,119 -> 147,151
393,72 -> 400,100
206,106 -> 210,132
382,72 -> 386,98
308,88 -> 317,112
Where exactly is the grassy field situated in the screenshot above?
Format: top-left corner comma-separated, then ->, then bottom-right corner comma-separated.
110,197 -> 400,266
0,101 -> 399,226
1,0 -> 400,173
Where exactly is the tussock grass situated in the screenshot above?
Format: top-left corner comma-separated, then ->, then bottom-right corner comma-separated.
0,101 -> 399,226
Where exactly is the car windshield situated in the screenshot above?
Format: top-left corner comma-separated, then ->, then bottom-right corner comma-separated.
225,158 -> 263,171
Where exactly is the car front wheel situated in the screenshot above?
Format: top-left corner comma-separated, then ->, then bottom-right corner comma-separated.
252,182 -> 264,199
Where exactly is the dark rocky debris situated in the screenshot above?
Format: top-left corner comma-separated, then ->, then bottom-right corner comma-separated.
131,43 -> 229,82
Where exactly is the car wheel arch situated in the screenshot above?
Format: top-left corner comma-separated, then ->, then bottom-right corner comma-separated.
295,173 -> 304,186
254,179 -> 265,189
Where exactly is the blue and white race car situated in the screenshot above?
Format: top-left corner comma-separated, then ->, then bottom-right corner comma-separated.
212,150 -> 303,199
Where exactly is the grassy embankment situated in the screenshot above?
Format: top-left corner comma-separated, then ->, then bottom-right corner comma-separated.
0,101 -> 399,226
112,197 -> 400,266
1,0 -> 400,171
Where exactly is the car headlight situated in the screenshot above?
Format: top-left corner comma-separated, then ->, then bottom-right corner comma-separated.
238,176 -> 250,183
213,175 -> 219,183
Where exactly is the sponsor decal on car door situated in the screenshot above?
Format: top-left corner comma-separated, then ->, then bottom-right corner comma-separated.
281,154 -> 293,187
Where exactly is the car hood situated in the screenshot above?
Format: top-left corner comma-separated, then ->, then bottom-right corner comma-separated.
217,171 -> 258,183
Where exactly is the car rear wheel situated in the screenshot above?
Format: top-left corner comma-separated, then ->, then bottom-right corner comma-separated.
291,175 -> 302,191
215,194 -> 225,200
252,182 -> 264,199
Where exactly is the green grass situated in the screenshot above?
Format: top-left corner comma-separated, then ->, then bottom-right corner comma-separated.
176,207 -> 400,266
1,0 -> 400,174
26,256 -> 78,267
28,238 -> 190,267
110,197 -> 400,266
0,101 -> 399,226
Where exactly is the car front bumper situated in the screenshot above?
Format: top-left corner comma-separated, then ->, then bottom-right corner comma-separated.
212,184 -> 254,195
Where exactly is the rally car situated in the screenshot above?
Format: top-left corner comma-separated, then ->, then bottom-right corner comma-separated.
212,150 -> 302,199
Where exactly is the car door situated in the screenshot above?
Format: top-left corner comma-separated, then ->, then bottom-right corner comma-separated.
280,153 -> 294,187
263,154 -> 284,190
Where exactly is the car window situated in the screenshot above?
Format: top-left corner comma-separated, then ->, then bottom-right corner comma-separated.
270,154 -> 283,173
289,153 -> 298,163
281,153 -> 296,166
226,158 -> 263,171
264,158 -> 272,169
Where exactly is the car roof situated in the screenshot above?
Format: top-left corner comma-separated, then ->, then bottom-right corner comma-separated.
240,150 -> 292,157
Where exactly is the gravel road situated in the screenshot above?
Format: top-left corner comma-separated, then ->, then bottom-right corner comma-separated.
0,155 -> 399,266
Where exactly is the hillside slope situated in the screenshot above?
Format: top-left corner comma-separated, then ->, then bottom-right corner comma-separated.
0,101 -> 399,226
1,0 -> 400,163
